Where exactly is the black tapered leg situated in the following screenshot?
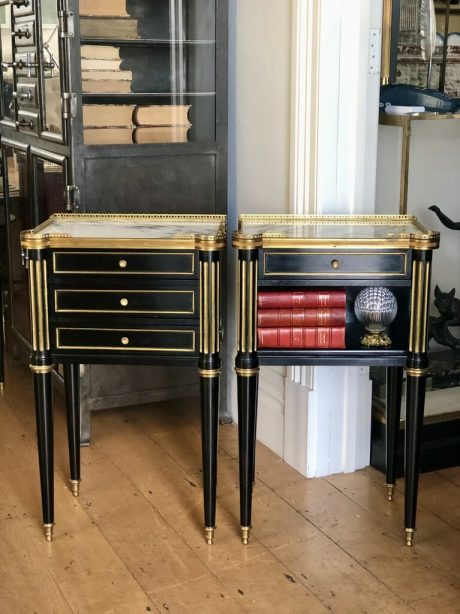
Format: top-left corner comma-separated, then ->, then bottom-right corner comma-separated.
200,373 -> 219,544
33,369 -> 54,541
404,372 -> 426,546
64,363 -> 80,497
385,366 -> 403,500
237,372 -> 258,545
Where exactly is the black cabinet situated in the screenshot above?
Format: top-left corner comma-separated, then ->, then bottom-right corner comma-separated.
0,0 -> 228,439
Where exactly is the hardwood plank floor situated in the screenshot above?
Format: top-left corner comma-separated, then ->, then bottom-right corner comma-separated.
0,361 -> 459,613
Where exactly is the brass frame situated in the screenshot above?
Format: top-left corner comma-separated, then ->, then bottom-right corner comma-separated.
52,251 -> 196,275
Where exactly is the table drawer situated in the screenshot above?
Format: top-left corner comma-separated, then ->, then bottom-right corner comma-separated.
55,326 -> 196,353
262,251 -> 409,278
54,288 -> 197,317
52,251 -> 196,277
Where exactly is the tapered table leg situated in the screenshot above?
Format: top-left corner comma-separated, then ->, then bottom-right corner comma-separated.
200,371 -> 220,545
32,366 -> 54,541
404,371 -> 426,546
64,363 -> 80,497
237,369 -> 258,544
385,366 -> 403,501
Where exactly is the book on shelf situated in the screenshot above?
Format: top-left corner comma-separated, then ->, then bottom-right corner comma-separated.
257,290 -> 346,310
133,125 -> 190,144
133,105 -> 192,127
82,80 -> 132,94
81,45 -> 121,61
79,0 -> 129,17
84,127 -> 134,145
81,70 -> 132,81
81,58 -> 123,71
84,125 -> 190,145
257,327 -> 346,349
83,104 -> 136,128
80,17 -> 139,40
257,307 -> 345,328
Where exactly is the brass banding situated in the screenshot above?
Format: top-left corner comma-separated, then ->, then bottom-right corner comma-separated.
405,367 -> 428,377
235,367 -> 259,377
29,364 -> 54,374
198,368 -> 222,378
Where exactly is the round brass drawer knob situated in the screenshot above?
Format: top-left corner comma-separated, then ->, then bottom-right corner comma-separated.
120,298 -> 129,307
121,337 -> 130,345
331,259 -> 341,270
119,259 -> 127,269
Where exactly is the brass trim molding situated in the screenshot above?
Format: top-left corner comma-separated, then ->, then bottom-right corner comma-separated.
29,364 -> 55,374
405,367 -> 428,378
198,368 -> 222,378
235,367 -> 260,377
52,251 -> 195,275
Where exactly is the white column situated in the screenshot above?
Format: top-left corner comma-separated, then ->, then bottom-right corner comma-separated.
286,0 -> 383,477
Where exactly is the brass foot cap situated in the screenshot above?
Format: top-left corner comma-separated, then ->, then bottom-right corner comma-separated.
0,382 -> 4,392
241,526 -> 250,545
70,479 -> 80,497
44,523 -> 54,542
385,483 -> 395,501
405,528 -> 415,547
205,527 -> 215,545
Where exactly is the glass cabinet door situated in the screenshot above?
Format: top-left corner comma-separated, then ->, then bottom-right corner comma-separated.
80,0 -> 217,145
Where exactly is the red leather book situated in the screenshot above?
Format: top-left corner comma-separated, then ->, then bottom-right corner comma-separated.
257,290 -> 346,309
257,307 -> 345,328
257,327 -> 346,349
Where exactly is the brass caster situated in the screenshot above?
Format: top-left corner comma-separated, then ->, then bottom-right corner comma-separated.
44,523 -> 54,542
241,526 -> 250,545
385,483 -> 395,501
70,479 -> 80,497
405,528 -> 415,547
205,527 -> 215,545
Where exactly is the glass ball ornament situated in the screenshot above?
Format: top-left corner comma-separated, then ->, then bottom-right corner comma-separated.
354,287 -> 398,347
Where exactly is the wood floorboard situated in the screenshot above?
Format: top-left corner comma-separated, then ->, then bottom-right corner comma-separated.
0,360 -> 459,613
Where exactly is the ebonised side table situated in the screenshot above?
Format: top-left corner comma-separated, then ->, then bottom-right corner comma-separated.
233,214 -> 440,546
21,213 -> 226,544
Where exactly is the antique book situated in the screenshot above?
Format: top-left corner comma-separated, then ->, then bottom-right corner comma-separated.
133,126 -> 190,144
79,0 -> 129,17
257,327 -> 346,349
257,290 -> 346,309
80,45 -> 121,60
80,17 -> 139,39
83,105 -> 136,128
81,58 -> 123,71
81,70 -> 132,81
82,80 -> 132,94
133,105 -> 192,127
257,307 -> 346,328
83,127 -> 134,145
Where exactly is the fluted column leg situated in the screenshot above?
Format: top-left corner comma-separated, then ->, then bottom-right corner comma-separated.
235,247 -> 259,544
404,249 -> 432,546
198,248 -> 221,544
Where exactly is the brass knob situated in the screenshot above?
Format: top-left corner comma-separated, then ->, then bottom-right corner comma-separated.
120,298 -> 128,307
121,337 -> 129,345
118,259 -> 127,269
331,259 -> 340,270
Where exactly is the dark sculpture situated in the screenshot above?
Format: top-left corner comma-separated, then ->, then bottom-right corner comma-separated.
428,206 -> 460,365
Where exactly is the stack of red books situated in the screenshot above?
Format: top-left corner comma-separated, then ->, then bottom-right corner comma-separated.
257,290 -> 346,349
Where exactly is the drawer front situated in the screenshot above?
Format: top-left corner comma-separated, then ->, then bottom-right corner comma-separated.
54,288 -> 197,317
17,109 -> 39,134
13,0 -> 35,17
55,327 -> 196,353
262,251 -> 409,278
15,81 -> 38,107
13,18 -> 35,46
52,251 -> 196,277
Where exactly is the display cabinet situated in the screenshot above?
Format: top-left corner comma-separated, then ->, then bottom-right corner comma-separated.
0,0 -> 228,437
20,212 -> 226,543
233,214 -> 440,547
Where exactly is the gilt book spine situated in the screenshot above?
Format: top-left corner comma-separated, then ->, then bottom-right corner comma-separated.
257,290 -> 346,309
257,308 -> 345,328
257,327 -> 346,349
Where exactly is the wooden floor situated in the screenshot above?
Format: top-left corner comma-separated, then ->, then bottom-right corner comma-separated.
1,362 -> 459,614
